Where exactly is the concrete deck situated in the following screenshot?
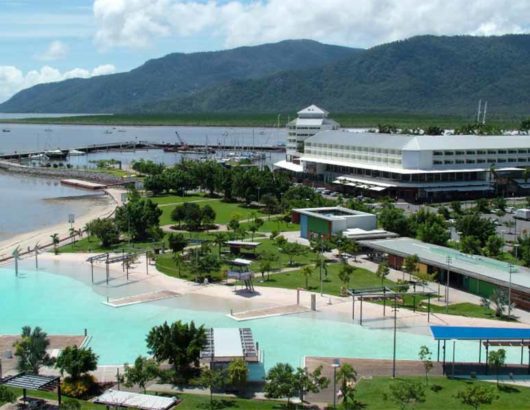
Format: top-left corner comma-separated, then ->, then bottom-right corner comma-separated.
0,335 -> 86,376
103,290 -> 180,307
229,304 -> 311,321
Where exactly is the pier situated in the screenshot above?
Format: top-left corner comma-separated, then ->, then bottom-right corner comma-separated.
0,140 -> 285,161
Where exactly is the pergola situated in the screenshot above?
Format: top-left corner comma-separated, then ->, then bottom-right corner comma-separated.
224,241 -> 261,256
430,325 -> 530,375
1,373 -> 61,405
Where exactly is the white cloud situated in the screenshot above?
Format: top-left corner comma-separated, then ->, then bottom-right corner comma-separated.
0,64 -> 116,103
92,0 -> 530,50
36,40 -> 69,61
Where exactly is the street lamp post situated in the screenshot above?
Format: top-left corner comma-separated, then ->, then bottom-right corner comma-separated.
445,255 -> 452,313
320,234 -> 324,296
508,264 -> 516,319
392,295 -> 398,378
331,360 -> 340,409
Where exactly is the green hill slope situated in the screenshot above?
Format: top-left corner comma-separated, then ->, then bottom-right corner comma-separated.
139,35 -> 530,116
0,39 -> 357,113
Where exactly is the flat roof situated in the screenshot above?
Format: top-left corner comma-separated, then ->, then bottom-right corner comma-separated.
293,206 -> 373,221
214,328 -> 244,358
95,390 -> 177,410
225,241 -> 261,247
274,160 -> 304,173
430,326 -> 530,341
360,238 -> 530,292
306,130 -> 530,151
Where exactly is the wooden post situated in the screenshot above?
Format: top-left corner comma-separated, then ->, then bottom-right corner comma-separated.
360,296 -> 363,326
383,288 -> 386,316
106,254 -> 109,285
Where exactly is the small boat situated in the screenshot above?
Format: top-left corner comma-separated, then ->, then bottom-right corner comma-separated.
44,149 -> 68,160
104,130 -> 113,134
29,153 -> 49,161
117,129 -> 127,133
44,128 -> 53,132
68,149 -> 86,156
2,129 -> 10,133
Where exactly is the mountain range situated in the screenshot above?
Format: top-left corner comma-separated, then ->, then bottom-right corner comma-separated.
1,35 -> 530,116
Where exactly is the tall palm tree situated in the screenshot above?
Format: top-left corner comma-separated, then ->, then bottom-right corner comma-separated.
336,364 -> 358,407
50,233 -> 60,254
301,265 -> 313,289
212,232 -> 228,256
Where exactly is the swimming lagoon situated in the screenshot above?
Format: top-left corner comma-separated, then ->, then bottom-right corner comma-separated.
0,259 -> 524,375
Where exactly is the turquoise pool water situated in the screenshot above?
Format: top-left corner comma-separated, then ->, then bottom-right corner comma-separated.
0,264 -> 524,375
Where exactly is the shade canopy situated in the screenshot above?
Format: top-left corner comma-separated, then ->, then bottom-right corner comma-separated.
430,326 -> 530,341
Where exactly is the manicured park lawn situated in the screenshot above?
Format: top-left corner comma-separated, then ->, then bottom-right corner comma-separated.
241,217 -> 299,233
355,376 -> 530,409
175,393 -> 286,409
59,236 -> 163,253
255,262 -> 395,297
156,195 -> 267,226
2,388 -> 285,410
150,194 -> 206,205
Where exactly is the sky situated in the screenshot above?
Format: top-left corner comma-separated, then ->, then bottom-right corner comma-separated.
0,0 -> 529,103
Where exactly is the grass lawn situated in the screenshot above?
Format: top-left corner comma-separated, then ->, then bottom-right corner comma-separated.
157,197 -> 267,226
175,393 -> 286,409
256,261 -> 394,297
241,217 -> 299,233
355,376 -> 530,409
150,194 -> 206,206
59,236 -> 164,254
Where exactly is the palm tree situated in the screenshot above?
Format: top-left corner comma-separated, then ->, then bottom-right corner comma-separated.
301,265 -> 313,289
336,363 -> 358,407
376,260 -> 390,286
14,326 -> 52,374
50,233 -> 60,254
338,263 -> 354,296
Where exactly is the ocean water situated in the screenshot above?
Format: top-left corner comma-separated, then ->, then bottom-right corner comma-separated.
0,123 -> 286,154
0,173 -> 108,242
0,259 -> 524,373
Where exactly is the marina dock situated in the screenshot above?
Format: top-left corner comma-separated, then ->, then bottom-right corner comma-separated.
61,179 -> 108,190
0,140 -> 285,161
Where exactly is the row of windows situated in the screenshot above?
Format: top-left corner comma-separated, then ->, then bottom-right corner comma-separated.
433,158 -> 530,165
433,149 -> 529,156
306,150 -> 402,164
306,143 -> 401,155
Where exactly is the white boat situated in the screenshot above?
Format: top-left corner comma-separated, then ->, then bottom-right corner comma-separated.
44,149 -> 67,160
68,149 -> 86,156
29,153 -> 49,160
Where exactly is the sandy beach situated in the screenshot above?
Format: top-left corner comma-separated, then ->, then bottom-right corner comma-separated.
0,187 -> 125,262
37,251 -> 530,331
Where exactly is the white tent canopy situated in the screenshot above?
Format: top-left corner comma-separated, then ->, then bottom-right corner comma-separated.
95,390 -> 177,410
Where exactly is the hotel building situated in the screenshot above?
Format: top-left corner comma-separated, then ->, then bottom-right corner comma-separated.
276,106 -> 530,201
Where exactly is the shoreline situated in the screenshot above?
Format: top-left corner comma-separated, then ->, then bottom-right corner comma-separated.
0,187 -> 124,261
39,251 -> 530,331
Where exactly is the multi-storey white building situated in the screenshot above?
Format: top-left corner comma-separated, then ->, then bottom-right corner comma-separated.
285,105 -> 339,162
300,130 -> 530,201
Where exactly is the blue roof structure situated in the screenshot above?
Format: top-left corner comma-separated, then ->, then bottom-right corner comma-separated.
430,326 -> 530,341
